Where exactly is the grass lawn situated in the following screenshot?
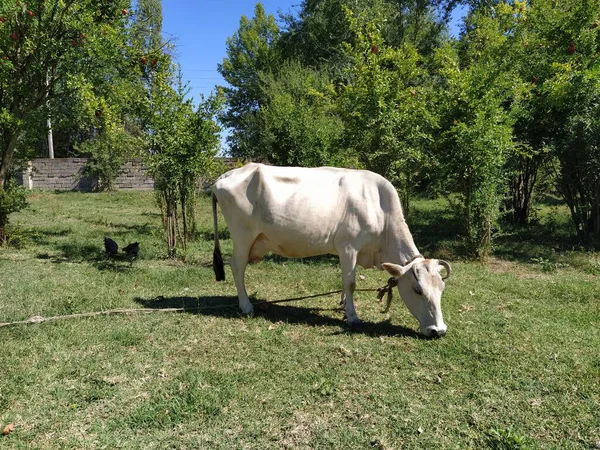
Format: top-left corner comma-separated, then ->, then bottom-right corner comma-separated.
1,191 -> 599,449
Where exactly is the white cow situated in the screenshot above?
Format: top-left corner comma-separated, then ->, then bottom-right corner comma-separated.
212,163 -> 451,337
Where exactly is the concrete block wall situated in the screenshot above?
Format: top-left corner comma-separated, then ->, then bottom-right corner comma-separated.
27,158 -> 94,191
113,158 -> 154,191
18,157 -> 242,192
22,158 -> 152,191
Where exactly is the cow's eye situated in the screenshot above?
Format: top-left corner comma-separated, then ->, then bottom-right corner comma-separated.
414,285 -> 422,296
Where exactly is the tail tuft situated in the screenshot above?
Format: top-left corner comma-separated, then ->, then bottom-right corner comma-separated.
213,247 -> 225,281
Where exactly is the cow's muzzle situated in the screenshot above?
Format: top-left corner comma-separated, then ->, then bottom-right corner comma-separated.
423,325 -> 447,338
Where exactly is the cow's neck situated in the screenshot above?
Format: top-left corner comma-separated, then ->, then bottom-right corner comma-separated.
384,218 -> 421,266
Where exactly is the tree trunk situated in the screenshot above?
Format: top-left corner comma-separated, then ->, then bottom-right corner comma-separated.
591,182 -> 600,235
180,189 -> 188,255
508,156 -> 539,224
164,188 -> 178,258
0,130 -> 20,189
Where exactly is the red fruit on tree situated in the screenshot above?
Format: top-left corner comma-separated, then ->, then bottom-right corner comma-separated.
72,40 -> 78,46
121,8 -> 128,15
568,43 -> 576,54
10,32 -> 17,40
140,57 -> 147,64
151,58 -> 158,66
80,33 -> 85,39
370,45 -> 379,54
27,10 -> 34,17
95,110 -> 102,117
0,16 -> 7,23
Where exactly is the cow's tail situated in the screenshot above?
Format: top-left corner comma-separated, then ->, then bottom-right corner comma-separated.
212,192 -> 225,281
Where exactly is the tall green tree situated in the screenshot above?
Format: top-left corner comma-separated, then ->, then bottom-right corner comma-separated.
218,3 -> 280,157
253,60 -> 345,166
279,0 -> 458,72
0,0 -> 134,222
148,66 -> 223,258
337,8 -> 437,214
512,0 -> 600,235
433,3 -> 524,256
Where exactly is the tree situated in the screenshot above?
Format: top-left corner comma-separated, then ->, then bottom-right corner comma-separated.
433,3 -> 523,256
218,3 -> 280,157
337,8 -> 437,215
517,0 -> 600,235
0,0 -> 134,223
147,66 -> 223,258
279,0 -> 459,72
252,60 -> 345,166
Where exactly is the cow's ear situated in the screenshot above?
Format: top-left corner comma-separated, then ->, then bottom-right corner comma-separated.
382,262 -> 408,278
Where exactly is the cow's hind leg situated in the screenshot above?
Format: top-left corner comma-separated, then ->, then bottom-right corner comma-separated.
231,241 -> 253,315
339,248 -> 360,326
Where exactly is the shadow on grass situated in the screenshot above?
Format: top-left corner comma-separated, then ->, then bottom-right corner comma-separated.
42,242 -> 136,272
407,198 -> 600,263
407,205 -> 466,259
134,295 -> 422,339
27,227 -> 73,246
493,220 -> 600,263
196,228 -> 231,242
79,217 -> 154,235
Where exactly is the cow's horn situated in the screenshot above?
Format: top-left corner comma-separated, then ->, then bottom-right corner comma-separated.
439,260 -> 451,280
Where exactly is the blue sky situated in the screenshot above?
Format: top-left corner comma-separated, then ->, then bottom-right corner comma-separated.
161,1 -> 300,104
161,1 -> 465,104
160,1 -> 465,152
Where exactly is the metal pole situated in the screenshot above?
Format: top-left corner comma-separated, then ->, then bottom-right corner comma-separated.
46,72 -> 54,158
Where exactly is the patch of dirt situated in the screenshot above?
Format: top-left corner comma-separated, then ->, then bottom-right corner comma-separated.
485,257 -> 547,279
280,410 -> 324,449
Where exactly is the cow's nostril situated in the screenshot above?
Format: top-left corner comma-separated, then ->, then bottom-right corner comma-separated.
430,329 -> 440,338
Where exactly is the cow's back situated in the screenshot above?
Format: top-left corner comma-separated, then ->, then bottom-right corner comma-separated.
213,163 -> 400,260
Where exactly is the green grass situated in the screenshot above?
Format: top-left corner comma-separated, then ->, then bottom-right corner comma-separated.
1,191 -> 599,449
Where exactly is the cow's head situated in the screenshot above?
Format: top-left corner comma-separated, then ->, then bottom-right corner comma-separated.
382,258 -> 451,338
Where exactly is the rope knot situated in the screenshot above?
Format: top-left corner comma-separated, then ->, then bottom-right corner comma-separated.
377,277 -> 397,313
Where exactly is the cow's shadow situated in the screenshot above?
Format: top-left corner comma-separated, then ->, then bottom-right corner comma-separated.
134,294 -> 422,339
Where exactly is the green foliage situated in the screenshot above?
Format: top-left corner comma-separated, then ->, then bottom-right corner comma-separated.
0,0 -> 133,175
278,0 -> 457,73
485,427 -> 533,450
254,60 -> 345,166
0,176 -> 26,231
433,6 -> 521,256
506,0 -> 600,234
218,3 -> 281,155
337,8 -> 438,213
147,66 -> 223,258
0,0 -> 147,230
79,127 -> 143,192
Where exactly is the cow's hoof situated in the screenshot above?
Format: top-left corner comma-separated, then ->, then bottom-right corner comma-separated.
346,317 -> 362,327
240,305 -> 254,316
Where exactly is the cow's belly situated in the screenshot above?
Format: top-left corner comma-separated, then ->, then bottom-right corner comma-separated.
248,231 -> 336,262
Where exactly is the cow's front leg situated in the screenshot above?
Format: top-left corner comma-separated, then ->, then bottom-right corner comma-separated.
339,249 -> 360,326
231,243 -> 253,315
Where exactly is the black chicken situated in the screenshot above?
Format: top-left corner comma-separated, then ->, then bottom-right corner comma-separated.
104,237 -> 119,256
123,242 -> 140,258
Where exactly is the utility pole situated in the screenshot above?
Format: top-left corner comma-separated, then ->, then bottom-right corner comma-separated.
46,72 -> 54,158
